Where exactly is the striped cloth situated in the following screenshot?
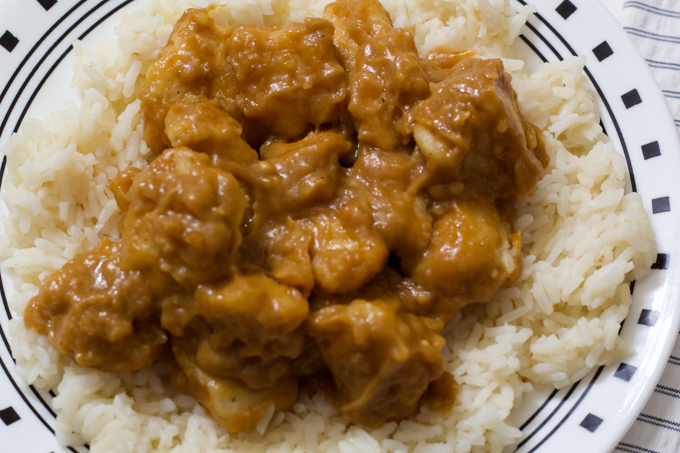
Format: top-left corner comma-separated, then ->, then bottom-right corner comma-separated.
614,2 -> 680,451
621,0 -> 680,132
615,334 -> 680,452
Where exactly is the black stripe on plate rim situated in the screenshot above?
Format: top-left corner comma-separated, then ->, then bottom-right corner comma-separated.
0,0 -> 90,138
0,288 -> 73,449
516,0 -> 637,192
1,299 -> 78,448
0,330 -> 54,435
519,388 -> 559,431
12,0 -> 137,134
521,24 -> 612,138
0,0 -> 133,138
0,156 -> 7,322
516,381 -> 580,449
523,21 -> 564,60
527,367 -> 605,452
518,34 -> 549,63
0,332 -> 77,453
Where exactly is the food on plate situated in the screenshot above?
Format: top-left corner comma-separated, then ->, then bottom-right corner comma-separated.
0,0 -> 656,451
24,239 -> 168,372
24,0 -> 549,431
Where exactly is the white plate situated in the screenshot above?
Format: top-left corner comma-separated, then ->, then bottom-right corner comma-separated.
1,0 -> 679,452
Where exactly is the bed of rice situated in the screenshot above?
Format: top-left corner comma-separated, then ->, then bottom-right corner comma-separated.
0,0 -> 657,452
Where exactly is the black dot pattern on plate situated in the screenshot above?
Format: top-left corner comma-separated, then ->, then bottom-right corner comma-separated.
614,363 -> 637,382
622,89 -> 642,109
652,196 -> 670,214
593,41 -> 613,62
652,253 -> 670,270
37,0 -> 57,10
0,406 -> 20,426
579,413 -> 603,433
638,309 -> 659,327
556,0 -> 577,19
642,141 -> 661,160
0,31 -> 19,53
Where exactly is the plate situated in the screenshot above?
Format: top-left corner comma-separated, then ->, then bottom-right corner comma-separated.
0,0 -> 679,452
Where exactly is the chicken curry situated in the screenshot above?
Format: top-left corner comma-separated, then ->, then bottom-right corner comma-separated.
24,0 -> 548,433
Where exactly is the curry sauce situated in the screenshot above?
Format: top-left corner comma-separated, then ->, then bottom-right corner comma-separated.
25,0 -> 548,433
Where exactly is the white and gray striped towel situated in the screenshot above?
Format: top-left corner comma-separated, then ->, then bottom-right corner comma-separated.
614,1 -> 680,452
622,1 -> 680,132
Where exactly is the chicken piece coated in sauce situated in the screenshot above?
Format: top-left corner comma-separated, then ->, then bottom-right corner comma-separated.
109,166 -> 142,233
163,273 -> 308,389
263,219 -> 316,295
227,18 -> 348,139
24,240 -> 167,372
257,132 -> 352,215
297,146 -> 431,294
238,131 -> 353,294
308,267 -> 435,316
306,299 -> 444,426
347,148 -> 432,259
164,95 -> 259,164
306,196 -> 389,294
421,47 -> 478,83
138,9 -> 238,154
169,345 -> 298,434
410,57 -> 548,199
324,0 -> 430,150
252,193 -> 390,296
407,199 -> 522,324
121,147 -> 248,288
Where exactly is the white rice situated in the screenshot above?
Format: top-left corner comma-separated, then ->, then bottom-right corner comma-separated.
0,0 -> 657,452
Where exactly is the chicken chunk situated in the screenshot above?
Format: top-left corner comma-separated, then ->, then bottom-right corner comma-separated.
227,18 -> 348,138
243,132 -> 352,293
164,273 -> 309,389
422,48 -> 477,83
258,132 -> 352,214
24,239 -> 167,372
263,219 -> 316,295
308,267 -> 436,316
169,345 -> 298,434
410,58 -> 549,199
407,199 -> 522,323
109,166 -> 142,233
348,148 -> 432,258
306,299 -> 444,425
324,0 -> 429,150
164,95 -> 259,164
121,148 -> 248,287
306,196 -> 389,294
138,9 -> 239,154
